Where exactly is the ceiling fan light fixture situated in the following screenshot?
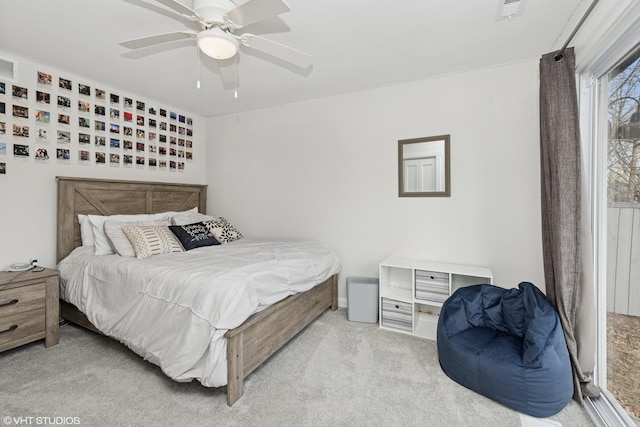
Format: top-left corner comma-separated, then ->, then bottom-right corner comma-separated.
197,28 -> 238,60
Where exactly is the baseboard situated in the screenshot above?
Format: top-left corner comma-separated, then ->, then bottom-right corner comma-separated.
338,297 -> 347,308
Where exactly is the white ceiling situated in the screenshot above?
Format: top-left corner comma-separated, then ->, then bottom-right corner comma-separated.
0,0 -> 588,117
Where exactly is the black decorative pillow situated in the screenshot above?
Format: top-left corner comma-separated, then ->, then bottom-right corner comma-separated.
203,217 -> 243,244
168,222 -> 220,251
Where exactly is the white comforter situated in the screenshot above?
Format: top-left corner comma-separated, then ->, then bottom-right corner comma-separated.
58,239 -> 341,387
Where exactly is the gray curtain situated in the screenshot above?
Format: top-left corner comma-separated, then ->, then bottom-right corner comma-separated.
539,47 -> 599,400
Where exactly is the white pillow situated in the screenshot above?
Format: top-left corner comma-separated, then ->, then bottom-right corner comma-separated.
88,207 -> 198,255
78,214 -> 94,246
104,217 -> 170,257
171,212 -> 216,226
122,225 -> 184,259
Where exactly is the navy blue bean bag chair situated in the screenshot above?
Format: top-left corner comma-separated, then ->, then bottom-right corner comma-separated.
437,282 -> 573,418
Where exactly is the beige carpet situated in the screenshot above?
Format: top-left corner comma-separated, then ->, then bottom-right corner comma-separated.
0,309 -> 593,426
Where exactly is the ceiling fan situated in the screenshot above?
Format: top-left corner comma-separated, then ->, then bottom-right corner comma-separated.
119,0 -> 312,69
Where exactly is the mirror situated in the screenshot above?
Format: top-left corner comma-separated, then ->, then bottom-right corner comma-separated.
398,134 -> 450,197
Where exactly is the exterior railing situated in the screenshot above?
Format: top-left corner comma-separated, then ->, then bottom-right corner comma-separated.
607,203 -> 640,316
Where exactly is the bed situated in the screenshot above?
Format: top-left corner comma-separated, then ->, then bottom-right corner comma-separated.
55,176 -> 339,406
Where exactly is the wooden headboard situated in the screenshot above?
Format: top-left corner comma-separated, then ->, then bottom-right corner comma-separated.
56,176 -> 207,263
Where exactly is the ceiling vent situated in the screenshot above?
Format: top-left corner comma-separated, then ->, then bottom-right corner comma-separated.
496,0 -> 527,21
0,56 -> 16,81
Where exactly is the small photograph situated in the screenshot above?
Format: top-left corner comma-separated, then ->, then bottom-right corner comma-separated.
95,151 -> 106,164
178,138 -> 185,146
123,154 -> 133,165
35,147 -> 49,160
57,95 -> 71,108
170,111 -> 177,120
95,136 -> 105,147
0,122 -> 5,135
0,102 -> 4,114
178,162 -> 185,171
185,151 -> 193,160
0,143 -> 5,154
178,114 -> 185,123
149,132 -> 156,141
57,148 -> 70,160
95,105 -> 105,116
123,140 -> 133,150
186,140 -> 192,149
37,128 -> 49,142
79,117 -> 90,128
186,117 -> 193,126
170,136 -> 176,145
59,77 -> 72,91
95,121 -> 105,131
186,128 -> 193,137
136,100 -> 145,111
79,150 -> 90,161
124,97 -> 133,108
58,113 -> 70,125
148,107 -> 156,115
0,162 -> 5,174
13,124 -> 29,137
13,105 -> 29,119
123,126 -> 132,136
148,158 -> 157,167
57,130 -> 70,143
178,150 -> 184,158
36,91 -> 50,104
37,71 -> 52,86
136,115 -> 144,126
169,147 -> 177,156
110,123 -> 120,134
79,84 -> 91,96
136,129 -> 145,139
159,159 -> 166,168
159,146 -> 167,155
178,126 -> 185,135
95,88 -> 106,100
79,133 -> 90,144
148,144 -> 156,153
124,111 -> 133,122
169,124 -> 177,133
12,85 -> 28,100
13,143 -> 29,157
36,110 -> 50,123
78,100 -> 90,113
170,160 -> 176,170
110,93 -> 119,104
136,142 -> 145,152
159,134 -> 167,143
160,108 -> 166,117
136,156 -> 145,165
110,153 -> 120,164
160,122 -> 167,131
110,108 -> 119,119
149,118 -> 156,128
0,82 -> 4,94
109,138 -> 120,149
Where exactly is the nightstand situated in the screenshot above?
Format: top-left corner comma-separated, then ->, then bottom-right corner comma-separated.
0,268 -> 59,352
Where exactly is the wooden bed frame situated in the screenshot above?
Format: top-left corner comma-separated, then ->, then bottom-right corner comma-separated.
56,176 -> 338,406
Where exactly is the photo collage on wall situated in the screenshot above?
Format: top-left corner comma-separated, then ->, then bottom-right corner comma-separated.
0,70 -> 194,175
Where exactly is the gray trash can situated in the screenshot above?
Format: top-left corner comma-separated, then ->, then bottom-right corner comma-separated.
347,277 -> 379,323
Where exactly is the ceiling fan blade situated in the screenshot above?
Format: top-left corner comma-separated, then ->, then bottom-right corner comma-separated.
225,0 -> 290,29
155,0 -> 202,22
241,34 -> 312,68
119,31 -> 196,50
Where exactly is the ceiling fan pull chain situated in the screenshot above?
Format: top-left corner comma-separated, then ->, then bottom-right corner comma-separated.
234,56 -> 239,99
196,46 -> 202,89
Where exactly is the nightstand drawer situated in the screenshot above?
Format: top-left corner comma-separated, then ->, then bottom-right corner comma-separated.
0,283 -> 46,318
0,308 -> 46,347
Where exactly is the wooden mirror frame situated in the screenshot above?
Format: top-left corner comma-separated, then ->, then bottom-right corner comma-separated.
398,134 -> 451,197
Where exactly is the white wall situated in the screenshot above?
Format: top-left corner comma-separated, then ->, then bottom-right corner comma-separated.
206,59 -> 543,305
0,52 -> 207,270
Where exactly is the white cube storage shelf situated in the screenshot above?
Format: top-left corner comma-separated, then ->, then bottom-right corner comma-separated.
379,255 -> 493,340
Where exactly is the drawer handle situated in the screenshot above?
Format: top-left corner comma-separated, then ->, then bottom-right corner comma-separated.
0,299 -> 19,308
0,324 -> 18,334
